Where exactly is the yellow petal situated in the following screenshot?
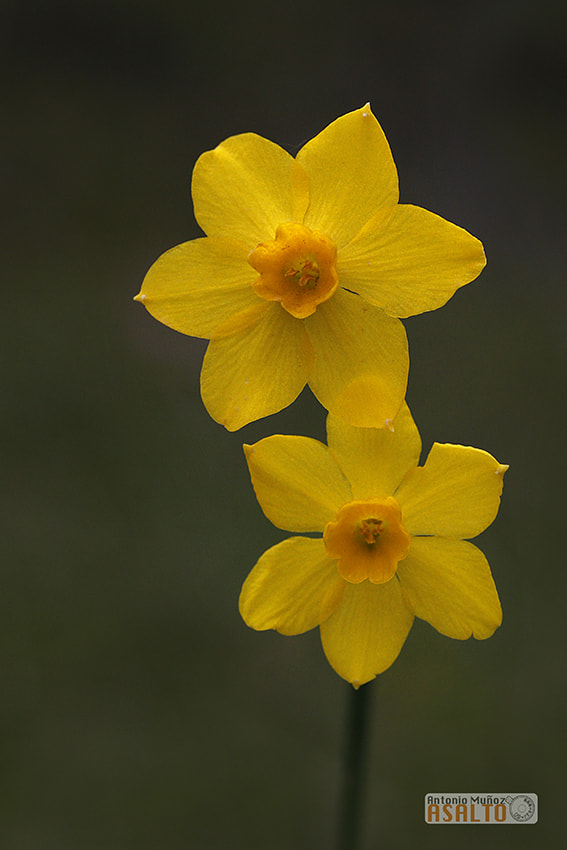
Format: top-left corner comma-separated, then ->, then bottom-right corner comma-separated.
239,537 -> 345,636
244,435 -> 352,532
134,237 -> 259,338
326,402 -> 421,499
339,204 -> 486,317
398,537 -> 502,639
192,133 -> 310,244
395,443 -> 508,538
297,104 -> 398,248
200,303 -> 313,431
305,289 -> 408,428
320,578 -> 414,686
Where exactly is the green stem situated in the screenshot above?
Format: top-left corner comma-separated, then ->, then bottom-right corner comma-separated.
337,680 -> 374,850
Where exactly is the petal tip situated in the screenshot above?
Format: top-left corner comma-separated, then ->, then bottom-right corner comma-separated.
473,618 -> 502,640
133,292 -> 146,303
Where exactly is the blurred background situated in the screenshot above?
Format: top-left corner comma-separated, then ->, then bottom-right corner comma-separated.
1,0 -> 565,847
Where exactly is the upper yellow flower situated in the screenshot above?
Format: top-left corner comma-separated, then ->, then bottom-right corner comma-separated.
240,405 -> 507,687
135,105 -> 486,431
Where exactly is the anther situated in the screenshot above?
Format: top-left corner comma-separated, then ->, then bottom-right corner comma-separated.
359,518 -> 382,544
284,260 -> 319,288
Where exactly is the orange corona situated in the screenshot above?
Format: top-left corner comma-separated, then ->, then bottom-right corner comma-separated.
324,497 -> 411,584
248,222 -> 338,318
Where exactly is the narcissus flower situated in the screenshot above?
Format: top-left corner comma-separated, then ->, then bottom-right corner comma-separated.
135,105 -> 486,430
240,405 -> 507,686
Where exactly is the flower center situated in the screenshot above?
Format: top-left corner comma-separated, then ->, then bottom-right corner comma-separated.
284,259 -> 319,289
359,518 -> 383,544
323,498 -> 411,584
248,223 -> 338,318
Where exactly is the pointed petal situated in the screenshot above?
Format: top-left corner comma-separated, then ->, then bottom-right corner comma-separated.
339,204 -> 486,317
395,443 -> 508,538
398,537 -> 502,639
239,537 -> 345,636
326,402 -> 421,499
135,237 -> 258,338
244,436 -> 352,533
320,578 -> 414,686
200,303 -> 313,430
192,133 -> 309,244
305,289 -> 408,428
297,104 -> 398,248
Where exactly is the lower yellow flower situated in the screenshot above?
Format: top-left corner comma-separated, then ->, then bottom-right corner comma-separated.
239,405 -> 507,687
135,105 -> 485,431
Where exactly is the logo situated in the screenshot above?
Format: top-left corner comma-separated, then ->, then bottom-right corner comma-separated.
506,794 -> 536,822
425,793 -> 538,824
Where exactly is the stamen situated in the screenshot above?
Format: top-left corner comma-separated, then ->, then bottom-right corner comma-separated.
359,518 -> 382,544
284,259 -> 319,288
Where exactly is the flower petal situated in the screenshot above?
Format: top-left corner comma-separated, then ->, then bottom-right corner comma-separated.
200,303 -> 313,431
297,104 -> 398,248
339,204 -> 486,317
320,578 -> 414,686
192,133 -> 309,244
244,435 -> 352,532
398,537 -> 502,639
395,443 -> 508,538
305,289 -> 409,428
239,537 -> 345,636
326,402 -> 421,499
135,237 -> 259,338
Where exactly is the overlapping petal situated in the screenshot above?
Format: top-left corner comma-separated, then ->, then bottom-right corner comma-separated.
297,104 -> 398,249
135,237 -> 258,338
244,435 -> 352,532
305,289 -> 408,428
338,205 -> 486,317
326,403 -> 421,499
398,537 -> 502,639
320,578 -> 414,686
200,303 -> 312,431
396,443 -> 508,538
192,133 -> 310,244
239,537 -> 345,636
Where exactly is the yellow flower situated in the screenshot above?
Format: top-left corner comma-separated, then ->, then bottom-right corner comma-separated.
135,105 -> 486,431
240,405 -> 507,687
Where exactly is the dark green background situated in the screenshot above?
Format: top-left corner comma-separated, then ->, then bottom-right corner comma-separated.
2,0 -> 565,847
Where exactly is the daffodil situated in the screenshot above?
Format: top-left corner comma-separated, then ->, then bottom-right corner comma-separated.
240,405 -> 507,686
135,105 -> 486,430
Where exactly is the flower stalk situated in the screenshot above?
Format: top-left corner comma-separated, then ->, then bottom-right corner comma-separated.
338,681 -> 374,850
